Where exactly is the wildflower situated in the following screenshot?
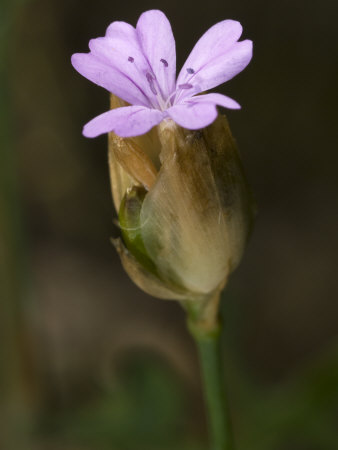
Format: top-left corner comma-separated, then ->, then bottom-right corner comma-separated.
71,10 -> 252,138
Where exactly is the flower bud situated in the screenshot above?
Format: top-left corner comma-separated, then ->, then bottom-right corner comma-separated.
109,95 -> 255,303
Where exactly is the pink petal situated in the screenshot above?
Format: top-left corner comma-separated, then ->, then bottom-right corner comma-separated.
179,20 -> 243,75
189,92 -> 241,109
136,10 -> 176,100
83,106 -> 165,138
106,20 -> 136,40
92,21 -> 145,70
71,53 -> 150,107
167,102 -> 218,130
89,22 -> 160,107
176,20 -> 252,99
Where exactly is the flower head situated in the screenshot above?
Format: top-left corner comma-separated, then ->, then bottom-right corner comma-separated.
71,10 -> 252,138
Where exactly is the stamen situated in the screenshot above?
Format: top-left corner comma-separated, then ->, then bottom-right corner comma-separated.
178,83 -> 193,90
146,72 -> 157,95
128,56 -> 134,62
160,58 -> 168,67
186,68 -> 194,74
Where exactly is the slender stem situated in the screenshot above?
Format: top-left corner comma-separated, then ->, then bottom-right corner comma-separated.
194,329 -> 234,450
184,292 -> 234,450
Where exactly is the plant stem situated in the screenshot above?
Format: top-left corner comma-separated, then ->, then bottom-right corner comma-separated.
195,329 -> 234,450
184,292 -> 234,450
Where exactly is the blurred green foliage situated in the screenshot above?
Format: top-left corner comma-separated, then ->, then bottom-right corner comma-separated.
1,2 -> 32,449
39,353 -> 202,450
29,340 -> 338,450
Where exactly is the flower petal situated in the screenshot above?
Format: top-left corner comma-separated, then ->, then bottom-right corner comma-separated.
83,106 -> 165,138
136,10 -> 176,100
71,53 -> 150,107
189,92 -> 241,109
176,20 -> 252,99
106,20 -> 136,39
179,20 -> 243,75
167,102 -> 217,130
91,21 -> 147,74
89,22 -> 160,107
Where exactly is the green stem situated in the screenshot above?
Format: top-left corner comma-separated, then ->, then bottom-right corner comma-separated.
195,330 -> 234,450
184,292 -> 234,450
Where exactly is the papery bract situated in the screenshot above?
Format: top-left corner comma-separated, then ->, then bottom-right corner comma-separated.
71,10 -> 252,138
111,106 -> 255,301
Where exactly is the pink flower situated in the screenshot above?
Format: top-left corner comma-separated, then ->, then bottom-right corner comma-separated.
71,10 -> 252,138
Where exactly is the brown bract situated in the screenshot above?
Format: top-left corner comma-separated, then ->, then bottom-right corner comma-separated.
108,94 -> 255,324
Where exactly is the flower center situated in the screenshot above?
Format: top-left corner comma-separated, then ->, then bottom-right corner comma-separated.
127,55 -> 169,110
127,56 -> 196,110
170,67 -> 196,105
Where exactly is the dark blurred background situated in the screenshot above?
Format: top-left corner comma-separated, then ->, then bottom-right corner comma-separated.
1,0 -> 338,449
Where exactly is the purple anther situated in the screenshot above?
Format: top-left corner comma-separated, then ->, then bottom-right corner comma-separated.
128,56 -> 134,62
160,58 -> 168,67
186,68 -> 194,74
146,72 -> 157,95
178,83 -> 193,90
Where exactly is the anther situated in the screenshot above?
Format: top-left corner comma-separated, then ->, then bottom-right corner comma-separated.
178,83 -> 193,90
146,72 -> 157,95
186,68 -> 194,74
160,58 -> 168,67
128,56 -> 134,62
